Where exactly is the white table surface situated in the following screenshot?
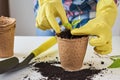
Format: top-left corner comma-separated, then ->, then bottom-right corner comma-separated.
0,36 -> 120,80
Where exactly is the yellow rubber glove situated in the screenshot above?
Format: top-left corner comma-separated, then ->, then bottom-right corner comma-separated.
71,0 -> 118,55
36,0 -> 71,33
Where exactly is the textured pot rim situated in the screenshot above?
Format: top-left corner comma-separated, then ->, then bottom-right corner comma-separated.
57,36 -> 89,42
0,16 -> 16,28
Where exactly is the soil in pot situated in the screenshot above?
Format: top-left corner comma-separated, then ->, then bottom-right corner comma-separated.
56,29 -> 88,39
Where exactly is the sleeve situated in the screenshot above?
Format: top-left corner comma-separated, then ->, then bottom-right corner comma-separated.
33,0 -> 39,17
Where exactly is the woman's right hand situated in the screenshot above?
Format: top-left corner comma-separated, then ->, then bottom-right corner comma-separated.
36,0 -> 71,33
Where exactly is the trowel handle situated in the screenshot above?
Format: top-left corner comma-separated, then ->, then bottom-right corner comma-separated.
32,36 -> 57,57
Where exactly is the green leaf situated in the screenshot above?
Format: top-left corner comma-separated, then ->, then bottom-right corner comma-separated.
71,19 -> 81,27
108,59 -> 120,68
63,23 -> 72,29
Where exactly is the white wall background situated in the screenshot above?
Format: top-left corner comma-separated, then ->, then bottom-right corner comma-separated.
9,0 -> 120,36
112,5 -> 120,36
9,0 -> 36,36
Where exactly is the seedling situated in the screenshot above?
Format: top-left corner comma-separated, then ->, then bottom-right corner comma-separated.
63,19 -> 81,30
57,19 -> 82,39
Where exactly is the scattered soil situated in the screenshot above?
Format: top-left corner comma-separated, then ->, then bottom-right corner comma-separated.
32,61 -> 103,80
88,64 -> 92,67
56,29 -> 87,39
101,61 -> 104,65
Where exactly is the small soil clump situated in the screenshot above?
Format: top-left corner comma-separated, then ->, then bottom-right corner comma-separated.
101,61 -> 104,65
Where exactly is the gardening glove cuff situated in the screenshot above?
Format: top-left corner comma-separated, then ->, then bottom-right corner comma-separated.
71,0 -> 118,55
36,0 -> 72,33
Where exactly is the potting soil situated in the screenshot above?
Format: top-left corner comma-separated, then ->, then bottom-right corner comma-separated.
32,61 -> 103,80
